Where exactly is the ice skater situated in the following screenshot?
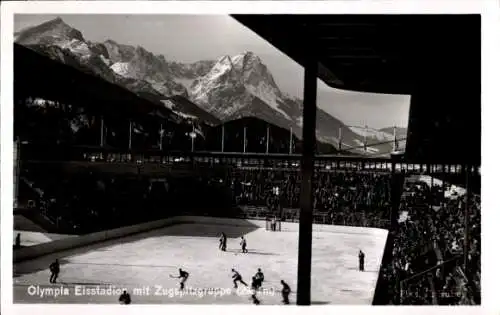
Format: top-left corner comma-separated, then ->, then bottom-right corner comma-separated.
240,236 -> 248,253
281,280 -> 291,305
249,276 -> 262,304
119,290 -> 131,304
254,268 -> 264,289
49,259 -> 60,284
231,268 -> 248,289
358,250 -> 365,272
219,232 -> 227,251
175,268 -> 189,290
251,292 -> 261,305
14,233 -> 21,249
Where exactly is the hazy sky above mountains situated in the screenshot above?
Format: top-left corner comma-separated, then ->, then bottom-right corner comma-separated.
15,14 -> 411,129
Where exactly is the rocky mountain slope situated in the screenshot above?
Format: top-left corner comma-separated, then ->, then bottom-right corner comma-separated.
15,17 -> 404,155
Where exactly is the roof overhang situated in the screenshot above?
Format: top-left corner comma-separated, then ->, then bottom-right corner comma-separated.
232,14 -> 480,95
232,14 -> 481,165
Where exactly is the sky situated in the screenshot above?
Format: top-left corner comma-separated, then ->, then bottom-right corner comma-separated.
15,14 -> 411,129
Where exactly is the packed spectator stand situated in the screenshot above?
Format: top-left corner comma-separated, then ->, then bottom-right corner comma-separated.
383,177 -> 480,305
231,168 -> 392,229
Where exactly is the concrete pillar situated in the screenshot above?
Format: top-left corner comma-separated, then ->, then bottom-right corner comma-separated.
296,31 -> 318,306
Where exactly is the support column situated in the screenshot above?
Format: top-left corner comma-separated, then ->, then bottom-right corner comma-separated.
363,125 -> 368,152
289,127 -> 293,155
390,154 -> 400,230
296,36 -> 318,306
338,126 -> 343,152
128,120 -> 132,150
221,124 -> 225,152
191,123 -> 195,153
266,124 -> 270,154
100,116 -> 105,147
159,123 -> 164,151
393,126 -> 398,151
243,126 -> 247,153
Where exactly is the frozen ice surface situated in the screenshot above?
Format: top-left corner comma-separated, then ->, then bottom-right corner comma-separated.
14,220 -> 387,304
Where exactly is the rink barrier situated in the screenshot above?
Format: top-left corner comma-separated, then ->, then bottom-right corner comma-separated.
13,215 -> 388,263
13,216 -> 260,263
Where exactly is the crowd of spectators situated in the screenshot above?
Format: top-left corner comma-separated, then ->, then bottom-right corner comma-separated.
382,177 -> 481,305
230,169 -> 392,228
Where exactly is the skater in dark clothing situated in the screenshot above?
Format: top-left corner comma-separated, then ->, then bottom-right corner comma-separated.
254,268 -> 264,289
119,290 -> 131,304
219,232 -> 227,251
231,268 -> 248,288
358,250 -> 365,272
281,280 -> 291,305
240,236 -> 248,253
251,293 -> 261,305
14,233 -> 21,249
49,259 -> 60,284
177,268 -> 189,290
251,276 -> 259,292
250,276 -> 261,305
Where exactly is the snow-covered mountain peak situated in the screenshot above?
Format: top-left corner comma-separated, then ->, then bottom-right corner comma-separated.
231,51 -> 258,66
189,51 -> 292,121
203,55 -> 236,83
218,55 -> 232,63
15,17 -> 85,46
242,51 -> 262,65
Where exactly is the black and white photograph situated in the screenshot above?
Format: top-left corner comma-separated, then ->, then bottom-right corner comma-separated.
1,2 -> 492,311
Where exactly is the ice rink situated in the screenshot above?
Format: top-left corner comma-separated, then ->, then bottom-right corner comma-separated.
13,219 -> 388,305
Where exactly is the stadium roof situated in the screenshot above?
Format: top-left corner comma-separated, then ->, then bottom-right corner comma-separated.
232,15 -> 481,165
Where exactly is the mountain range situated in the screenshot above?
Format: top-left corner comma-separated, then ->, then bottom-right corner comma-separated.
15,17 -> 406,155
